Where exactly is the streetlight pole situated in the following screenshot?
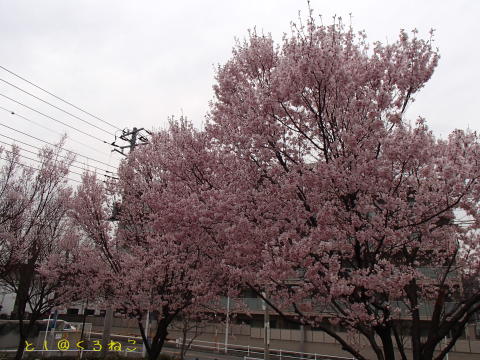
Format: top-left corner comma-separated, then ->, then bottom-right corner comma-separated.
262,292 -> 270,360
224,297 -> 230,354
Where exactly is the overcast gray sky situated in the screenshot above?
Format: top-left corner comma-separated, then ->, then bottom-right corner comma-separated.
0,0 -> 478,180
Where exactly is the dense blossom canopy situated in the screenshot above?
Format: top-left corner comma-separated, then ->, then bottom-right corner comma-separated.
65,121 -> 228,360
207,18 -> 480,360
37,15 -> 480,360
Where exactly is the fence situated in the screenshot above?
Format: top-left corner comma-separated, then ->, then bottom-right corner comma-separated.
173,338 -> 354,360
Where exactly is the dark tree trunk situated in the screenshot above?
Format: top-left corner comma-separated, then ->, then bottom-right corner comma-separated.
377,326 -> 396,360
11,263 -> 35,319
139,317 -> 170,360
407,280 -> 422,360
148,320 -> 169,360
13,262 -> 36,360
14,331 -> 27,360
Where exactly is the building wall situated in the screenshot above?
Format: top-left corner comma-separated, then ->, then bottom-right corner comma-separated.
0,290 -> 15,317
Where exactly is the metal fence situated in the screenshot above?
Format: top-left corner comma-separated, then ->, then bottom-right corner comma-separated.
174,338 -> 354,360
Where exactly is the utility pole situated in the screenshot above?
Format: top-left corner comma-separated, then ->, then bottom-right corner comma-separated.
102,127 -> 150,357
111,127 -> 150,157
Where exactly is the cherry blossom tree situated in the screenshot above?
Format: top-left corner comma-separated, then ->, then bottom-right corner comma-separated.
0,142 -> 76,360
68,119 -> 228,360
207,14 -> 480,360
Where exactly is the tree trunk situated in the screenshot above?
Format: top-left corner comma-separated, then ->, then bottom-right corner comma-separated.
11,263 -> 35,319
407,280 -> 422,360
14,331 -> 26,360
148,326 -> 168,360
139,317 -> 169,360
421,348 -> 435,360
377,327 -> 396,360
12,262 -> 35,360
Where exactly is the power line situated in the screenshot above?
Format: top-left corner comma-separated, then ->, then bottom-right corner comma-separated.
0,64 -> 121,132
0,155 -> 82,184
0,104 -> 116,158
0,92 -> 111,145
0,121 -> 117,170
0,77 -> 114,136
0,139 -> 116,176
1,146 -> 87,178
0,134 -> 117,175
4,148 -> 117,181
